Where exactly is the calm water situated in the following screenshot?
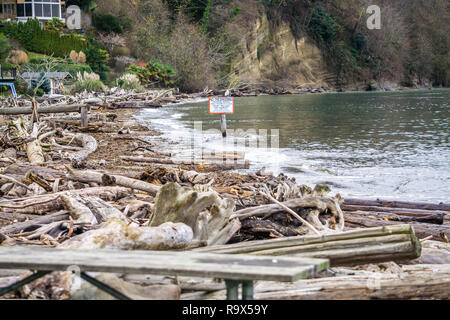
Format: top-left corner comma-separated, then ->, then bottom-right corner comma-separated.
138,90 -> 450,203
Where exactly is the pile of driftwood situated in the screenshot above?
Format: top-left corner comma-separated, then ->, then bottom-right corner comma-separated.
0,88 -> 204,110
0,95 -> 449,300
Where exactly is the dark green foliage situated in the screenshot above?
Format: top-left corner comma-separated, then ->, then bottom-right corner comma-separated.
0,33 -> 12,62
84,46 -> 109,80
127,61 -> 176,87
14,79 -> 29,95
232,6 -> 242,16
93,14 -> 123,34
307,6 -> 339,42
3,19 -> 86,57
46,18 -> 65,34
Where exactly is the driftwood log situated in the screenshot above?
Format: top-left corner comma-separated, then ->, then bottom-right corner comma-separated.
0,104 -> 86,115
194,225 -> 421,266
59,218 -> 194,250
0,186 -> 130,214
66,168 -> 161,196
343,214 -> 450,241
193,264 -> 450,300
343,198 -> 450,212
120,156 -> 250,170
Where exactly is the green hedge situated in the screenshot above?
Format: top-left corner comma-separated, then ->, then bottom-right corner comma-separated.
3,19 -> 87,57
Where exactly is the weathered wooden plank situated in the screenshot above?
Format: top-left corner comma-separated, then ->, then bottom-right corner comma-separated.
0,247 -> 329,282
194,225 -> 421,266
195,225 -> 416,253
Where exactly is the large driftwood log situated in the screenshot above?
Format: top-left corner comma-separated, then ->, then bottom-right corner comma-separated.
59,218 -> 193,250
0,104 -> 85,115
151,183 -> 235,245
343,209 -> 444,224
71,273 -> 180,300
195,264 -> 450,300
120,156 -> 250,170
194,225 -> 421,266
342,204 -> 447,218
4,164 -> 66,180
0,211 -> 69,235
66,168 -> 161,196
409,240 -> 450,264
344,213 -> 450,241
0,186 -> 130,215
343,198 -> 450,211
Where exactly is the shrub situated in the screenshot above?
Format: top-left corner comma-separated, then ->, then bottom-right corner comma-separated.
307,6 -> 339,43
84,46 -> 109,80
14,79 -> 29,95
93,14 -> 123,34
69,50 -> 79,63
117,73 -> 144,91
78,51 -> 87,64
7,50 -> 28,65
111,46 -> 131,57
46,18 -> 65,34
3,19 -> 87,57
126,61 -> 175,87
73,71 -> 106,92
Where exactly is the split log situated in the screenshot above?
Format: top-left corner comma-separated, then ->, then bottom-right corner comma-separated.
344,214 -> 450,242
194,225 -> 422,266
343,198 -> 450,212
59,218 -> 193,250
66,168 -> 161,196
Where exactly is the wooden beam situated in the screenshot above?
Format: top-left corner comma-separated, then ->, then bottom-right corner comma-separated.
195,225 -> 422,266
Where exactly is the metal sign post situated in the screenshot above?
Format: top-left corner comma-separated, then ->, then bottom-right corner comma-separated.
209,96 -> 234,138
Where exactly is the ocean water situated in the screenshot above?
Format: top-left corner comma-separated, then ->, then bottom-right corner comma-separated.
137,89 -> 450,203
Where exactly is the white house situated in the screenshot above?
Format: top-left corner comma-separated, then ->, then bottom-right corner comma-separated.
0,0 -> 65,23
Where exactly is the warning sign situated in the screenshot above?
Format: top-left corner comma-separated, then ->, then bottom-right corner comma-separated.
209,97 -> 234,114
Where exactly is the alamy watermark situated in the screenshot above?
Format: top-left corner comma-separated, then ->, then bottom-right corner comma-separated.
170,121 -> 281,171
367,5 -> 381,30
66,5 -> 82,30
